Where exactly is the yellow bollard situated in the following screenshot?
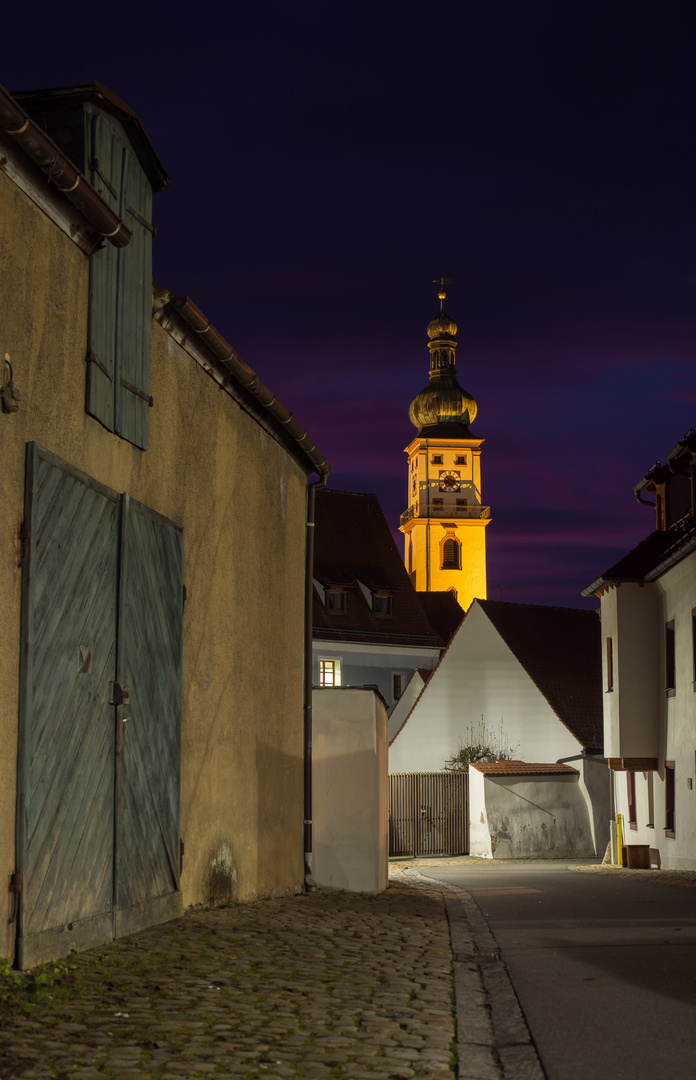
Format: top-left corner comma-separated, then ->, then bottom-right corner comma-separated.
616,812 -> 624,866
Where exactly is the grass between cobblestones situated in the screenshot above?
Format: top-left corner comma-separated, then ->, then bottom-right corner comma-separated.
0,881 -> 455,1080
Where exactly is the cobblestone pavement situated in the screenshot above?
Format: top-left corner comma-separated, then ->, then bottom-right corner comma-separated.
0,875 -> 457,1080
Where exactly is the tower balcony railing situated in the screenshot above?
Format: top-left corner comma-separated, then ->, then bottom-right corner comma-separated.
400,504 -> 491,526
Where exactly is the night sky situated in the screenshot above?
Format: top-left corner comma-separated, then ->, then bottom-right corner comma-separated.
4,2 -> 695,608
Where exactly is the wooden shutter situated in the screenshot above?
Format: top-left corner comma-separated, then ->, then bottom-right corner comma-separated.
116,151 -> 153,449
86,110 -> 124,432
86,107 -> 153,450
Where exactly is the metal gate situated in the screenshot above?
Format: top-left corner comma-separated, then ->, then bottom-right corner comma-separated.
16,444 -> 183,967
389,772 -> 468,857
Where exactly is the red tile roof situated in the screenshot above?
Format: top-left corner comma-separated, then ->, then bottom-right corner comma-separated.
313,489 -> 444,647
478,600 -> 603,750
470,761 -> 579,776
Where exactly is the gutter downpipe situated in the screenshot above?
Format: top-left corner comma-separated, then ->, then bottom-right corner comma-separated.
304,470 -> 329,890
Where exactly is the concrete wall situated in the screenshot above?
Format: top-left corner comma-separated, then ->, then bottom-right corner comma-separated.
471,772 -> 596,859
389,602 -> 581,774
0,157 -> 309,951
312,688 -> 388,893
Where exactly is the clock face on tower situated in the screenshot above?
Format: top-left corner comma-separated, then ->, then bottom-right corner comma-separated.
438,471 -> 461,492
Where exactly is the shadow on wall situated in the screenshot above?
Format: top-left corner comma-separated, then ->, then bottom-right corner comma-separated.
482,776 -> 596,859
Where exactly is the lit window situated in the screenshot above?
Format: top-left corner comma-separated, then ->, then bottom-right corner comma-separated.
442,537 -> 460,570
319,658 -> 341,687
327,591 -> 346,612
373,595 -> 392,616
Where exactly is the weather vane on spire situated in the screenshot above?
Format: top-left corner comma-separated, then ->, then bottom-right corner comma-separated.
433,273 -> 454,309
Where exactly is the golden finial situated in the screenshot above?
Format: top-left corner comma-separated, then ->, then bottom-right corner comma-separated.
433,273 -> 454,310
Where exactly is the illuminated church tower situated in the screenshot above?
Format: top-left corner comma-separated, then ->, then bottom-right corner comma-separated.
399,284 -> 490,609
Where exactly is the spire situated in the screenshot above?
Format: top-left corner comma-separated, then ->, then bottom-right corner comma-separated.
408,281 -> 478,431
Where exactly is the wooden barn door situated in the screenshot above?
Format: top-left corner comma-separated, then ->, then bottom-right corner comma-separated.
114,495 -> 183,936
16,445 -> 182,967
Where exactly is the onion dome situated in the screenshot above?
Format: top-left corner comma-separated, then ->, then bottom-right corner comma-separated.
409,285 -> 478,431
409,376 -> 477,428
427,309 -> 457,339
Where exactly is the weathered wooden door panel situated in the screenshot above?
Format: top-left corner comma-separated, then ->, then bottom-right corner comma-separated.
115,496 -> 183,928
17,446 -> 183,967
17,445 -> 118,967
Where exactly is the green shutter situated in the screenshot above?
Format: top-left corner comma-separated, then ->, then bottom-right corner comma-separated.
86,110 -> 124,432
86,107 -> 153,450
116,150 -> 153,450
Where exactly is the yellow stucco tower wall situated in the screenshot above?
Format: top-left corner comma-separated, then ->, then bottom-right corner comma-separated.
399,289 -> 489,610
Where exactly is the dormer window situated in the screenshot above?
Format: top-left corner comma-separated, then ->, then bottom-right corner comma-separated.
373,594 -> 392,617
326,590 -> 346,613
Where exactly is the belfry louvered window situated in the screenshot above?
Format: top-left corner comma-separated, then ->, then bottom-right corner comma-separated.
86,107 -> 153,450
442,538 -> 460,570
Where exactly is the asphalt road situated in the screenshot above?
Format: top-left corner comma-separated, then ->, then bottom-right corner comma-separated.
420,860 -> 696,1080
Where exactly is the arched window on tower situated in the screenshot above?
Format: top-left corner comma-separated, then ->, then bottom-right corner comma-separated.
441,537 -> 460,570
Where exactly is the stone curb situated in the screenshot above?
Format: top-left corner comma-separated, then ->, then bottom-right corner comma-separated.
405,871 -> 545,1080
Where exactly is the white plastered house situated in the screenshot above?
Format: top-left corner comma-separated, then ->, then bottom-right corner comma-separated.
389,599 -> 609,858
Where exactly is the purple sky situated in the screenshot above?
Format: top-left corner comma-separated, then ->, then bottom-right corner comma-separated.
4,2 -> 696,608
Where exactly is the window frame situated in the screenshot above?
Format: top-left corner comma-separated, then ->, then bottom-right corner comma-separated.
318,657 -> 342,687
606,636 -> 614,693
627,771 -> 637,830
665,620 -> 676,697
665,760 -> 675,838
441,535 -> 461,570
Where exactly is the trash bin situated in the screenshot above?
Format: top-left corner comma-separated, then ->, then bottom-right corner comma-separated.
624,844 -> 651,869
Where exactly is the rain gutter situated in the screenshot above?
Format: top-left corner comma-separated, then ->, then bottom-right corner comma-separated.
303,474 -> 327,890
0,83 -> 132,247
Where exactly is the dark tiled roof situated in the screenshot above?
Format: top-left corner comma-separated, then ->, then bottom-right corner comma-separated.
470,761 -> 579,776
313,489 -> 443,647
582,525 -> 696,595
417,591 -> 464,642
478,600 -> 603,750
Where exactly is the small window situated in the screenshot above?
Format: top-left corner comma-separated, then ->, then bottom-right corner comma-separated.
627,772 -> 637,830
319,658 -> 341,687
455,455 -> 467,465
373,594 -> 392,616
442,537 -> 460,570
456,498 -> 468,508
691,609 -> 696,690
432,498 -> 444,509
431,455 -> 443,465
606,637 -> 614,693
393,673 -> 404,701
326,591 -> 346,612
665,761 -> 675,837
666,620 -> 676,696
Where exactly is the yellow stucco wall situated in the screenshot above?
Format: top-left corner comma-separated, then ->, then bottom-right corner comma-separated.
0,168 -> 308,954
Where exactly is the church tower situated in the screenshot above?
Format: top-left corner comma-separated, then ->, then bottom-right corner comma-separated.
399,285 -> 490,609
